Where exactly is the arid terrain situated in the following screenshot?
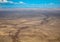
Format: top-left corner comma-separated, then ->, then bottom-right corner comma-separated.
0,9 -> 60,42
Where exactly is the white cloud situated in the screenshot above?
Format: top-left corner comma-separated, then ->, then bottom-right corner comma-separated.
0,0 -> 14,3
3,0 -> 8,2
0,0 -> 8,3
0,0 -> 3,2
0,0 -> 26,4
19,1 -> 26,4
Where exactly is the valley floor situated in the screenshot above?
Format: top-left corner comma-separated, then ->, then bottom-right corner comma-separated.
0,16 -> 60,42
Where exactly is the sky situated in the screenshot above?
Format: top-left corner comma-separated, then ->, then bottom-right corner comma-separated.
0,0 -> 60,8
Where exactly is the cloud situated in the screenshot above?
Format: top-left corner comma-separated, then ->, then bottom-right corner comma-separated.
19,1 -> 26,4
0,0 -> 27,4
0,0 -> 14,3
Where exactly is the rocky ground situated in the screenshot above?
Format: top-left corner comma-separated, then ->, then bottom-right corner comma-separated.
0,9 -> 60,42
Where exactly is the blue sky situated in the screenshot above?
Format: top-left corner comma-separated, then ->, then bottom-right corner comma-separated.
0,0 -> 60,8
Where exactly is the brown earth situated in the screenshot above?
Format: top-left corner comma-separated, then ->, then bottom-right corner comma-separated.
0,9 -> 60,42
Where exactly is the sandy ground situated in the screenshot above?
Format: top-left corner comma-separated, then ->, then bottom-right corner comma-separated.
0,9 -> 60,42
